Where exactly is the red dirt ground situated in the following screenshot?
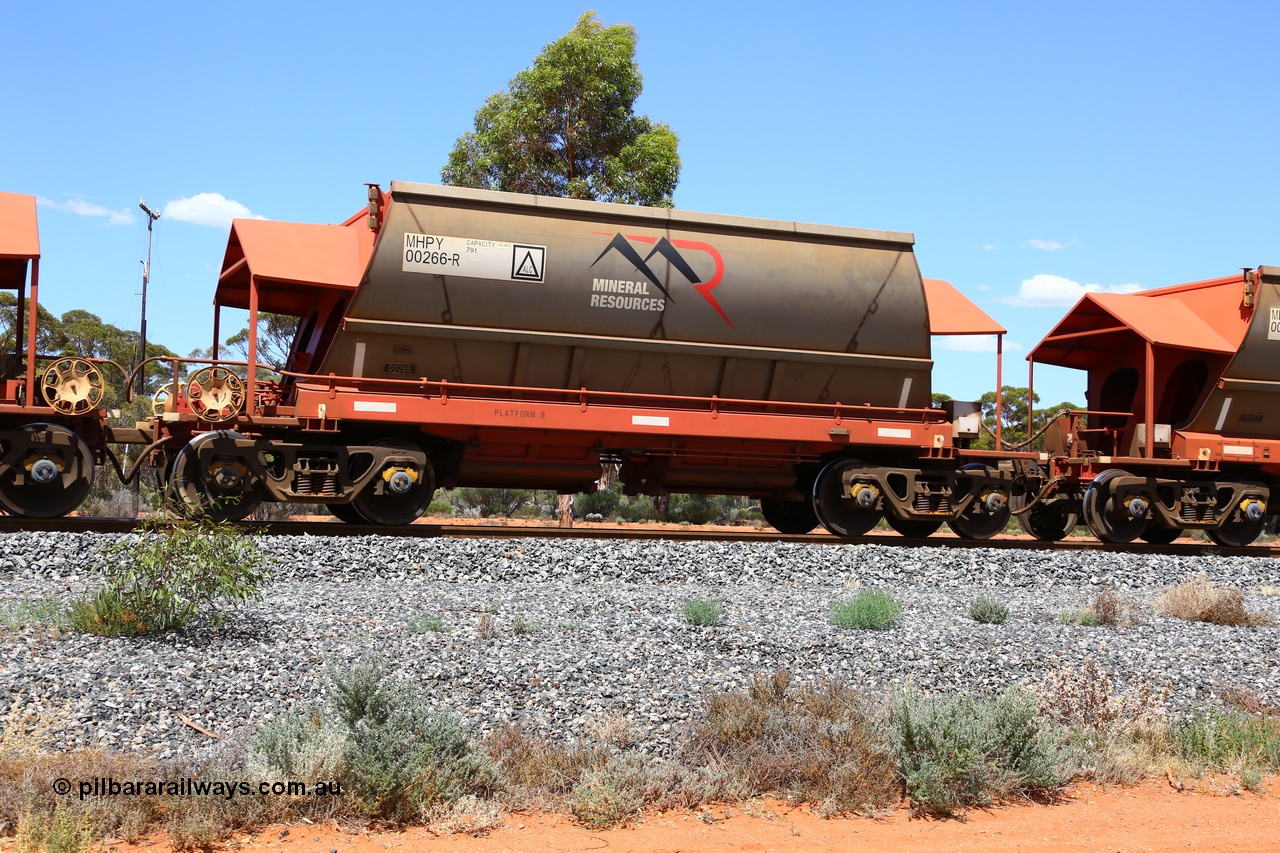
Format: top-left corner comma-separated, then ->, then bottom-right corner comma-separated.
107,778 -> 1280,853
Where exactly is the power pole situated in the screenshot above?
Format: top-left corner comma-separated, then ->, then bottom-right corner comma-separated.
136,200 -> 161,396
133,200 -> 161,517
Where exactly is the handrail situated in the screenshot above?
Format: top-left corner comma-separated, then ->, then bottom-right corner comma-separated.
124,355 -> 283,403
281,368 -> 950,424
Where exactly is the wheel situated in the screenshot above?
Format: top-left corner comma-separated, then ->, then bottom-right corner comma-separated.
0,424 -> 95,518
170,431 -> 264,522
1082,469 -> 1148,544
1208,483 -> 1268,547
40,358 -> 105,415
152,382 -> 182,417
884,515 -> 943,538
811,459 -> 881,538
948,464 -> 1011,540
1016,498 -> 1079,542
327,502 -> 366,524
1140,525 -> 1181,545
760,497 -> 819,534
186,366 -> 245,422
350,439 -> 435,526
1209,516 -> 1266,547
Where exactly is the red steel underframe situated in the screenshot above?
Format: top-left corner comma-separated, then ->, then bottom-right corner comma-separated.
282,374 -> 964,465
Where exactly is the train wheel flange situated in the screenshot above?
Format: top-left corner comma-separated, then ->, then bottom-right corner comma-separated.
187,367 -> 245,423
170,431 -> 264,522
1139,525 -> 1181,545
327,503 -> 365,524
949,464 -> 1011,540
1016,498 -> 1079,542
760,497 -> 819,534
811,459 -> 881,538
1082,469 -> 1149,544
885,515 -> 943,538
351,439 -> 435,526
0,423 -> 95,518
40,358 -> 105,415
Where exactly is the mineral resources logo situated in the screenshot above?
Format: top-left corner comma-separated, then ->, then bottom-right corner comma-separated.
589,232 -> 733,328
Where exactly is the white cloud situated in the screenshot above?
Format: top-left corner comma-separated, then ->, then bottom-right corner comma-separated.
1022,238 -> 1084,252
1002,273 -> 1143,307
163,193 -> 266,228
981,243 -> 999,252
934,335 -> 1023,353
36,196 -> 136,226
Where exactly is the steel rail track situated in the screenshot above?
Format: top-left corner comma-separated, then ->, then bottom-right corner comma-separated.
0,515 -> 1277,559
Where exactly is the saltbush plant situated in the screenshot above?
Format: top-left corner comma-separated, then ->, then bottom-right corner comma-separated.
830,590 -> 901,630
969,597 -> 1009,624
681,597 -> 724,627
892,688 -> 1060,817
72,519 -> 271,636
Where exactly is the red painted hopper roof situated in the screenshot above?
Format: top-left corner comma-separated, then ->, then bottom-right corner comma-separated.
1031,273 -> 1250,370
216,216 -> 373,314
0,192 -> 40,260
923,278 -> 1007,335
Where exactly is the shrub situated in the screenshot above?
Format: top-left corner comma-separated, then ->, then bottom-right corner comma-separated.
574,487 -> 622,520
1171,706 -> 1280,773
831,590 -> 901,630
892,688 -> 1060,817
72,519 -> 271,636
451,488 -> 530,518
668,494 -> 728,526
682,597 -> 724,627
326,662 -> 498,822
410,613 -> 451,633
511,615 -> 540,635
969,597 -> 1009,624
0,597 -> 69,631
683,671 -> 899,816
570,771 -> 642,828
251,708 -> 348,785
1157,574 -> 1272,626
1060,591 -> 1129,628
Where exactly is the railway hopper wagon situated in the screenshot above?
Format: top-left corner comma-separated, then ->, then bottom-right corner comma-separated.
1020,268 -> 1280,546
0,192 -> 109,519
146,181 -> 1020,535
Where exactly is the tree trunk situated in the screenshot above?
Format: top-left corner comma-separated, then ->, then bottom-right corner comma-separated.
557,493 -> 574,528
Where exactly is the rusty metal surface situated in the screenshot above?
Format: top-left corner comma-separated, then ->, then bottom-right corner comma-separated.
321,182 -> 934,409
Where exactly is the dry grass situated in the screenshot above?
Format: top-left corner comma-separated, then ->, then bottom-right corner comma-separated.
683,670 -> 900,817
1156,574 -> 1273,626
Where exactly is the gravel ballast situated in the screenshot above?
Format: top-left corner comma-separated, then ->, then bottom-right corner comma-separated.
1,531 -> 1278,760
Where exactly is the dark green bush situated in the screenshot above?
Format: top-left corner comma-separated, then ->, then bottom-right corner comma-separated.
72,519 -> 271,636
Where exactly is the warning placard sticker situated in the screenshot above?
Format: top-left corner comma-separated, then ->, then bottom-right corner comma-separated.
402,233 -> 546,283
1269,306 -> 1280,341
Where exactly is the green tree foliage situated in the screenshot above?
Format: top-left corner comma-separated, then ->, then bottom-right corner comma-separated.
974,386 -> 1081,450
0,293 -> 176,406
442,11 -> 680,207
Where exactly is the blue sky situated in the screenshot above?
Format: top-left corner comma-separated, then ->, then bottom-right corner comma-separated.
4,1 -> 1277,407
